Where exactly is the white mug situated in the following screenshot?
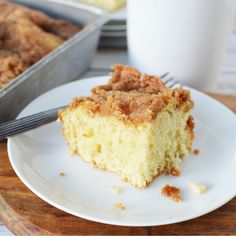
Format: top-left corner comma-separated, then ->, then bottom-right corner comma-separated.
127,0 -> 236,91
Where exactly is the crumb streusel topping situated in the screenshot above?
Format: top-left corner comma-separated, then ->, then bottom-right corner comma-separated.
63,65 -> 194,125
92,64 -> 167,94
161,184 -> 182,202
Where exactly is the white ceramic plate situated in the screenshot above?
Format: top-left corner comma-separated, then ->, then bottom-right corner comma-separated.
8,76 -> 236,226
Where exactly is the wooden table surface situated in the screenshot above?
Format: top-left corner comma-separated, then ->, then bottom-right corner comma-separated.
0,93 -> 235,235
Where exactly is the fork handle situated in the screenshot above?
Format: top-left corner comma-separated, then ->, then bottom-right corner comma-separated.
0,106 -> 66,140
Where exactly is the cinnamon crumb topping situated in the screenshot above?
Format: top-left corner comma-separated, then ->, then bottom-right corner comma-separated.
92,64 -> 167,94
161,184 -> 182,202
193,149 -> 200,155
170,167 -> 180,176
59,65 -> 194,125
0,50 -> 27,88
165,167 -> 180,176
187,115 -> 195,129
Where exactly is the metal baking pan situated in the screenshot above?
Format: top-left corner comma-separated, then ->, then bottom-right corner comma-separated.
0,0 -> 108,123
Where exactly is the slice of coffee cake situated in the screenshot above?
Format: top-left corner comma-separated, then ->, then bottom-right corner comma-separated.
59,64 -> 194,188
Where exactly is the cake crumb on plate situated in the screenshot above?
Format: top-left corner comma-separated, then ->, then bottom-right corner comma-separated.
193,149 -> 200,155
112,186 -> 121,194
114,202 -> 125,210
161,184 -> 182,202
59,172 -> 65,176
189,182 -> 207,194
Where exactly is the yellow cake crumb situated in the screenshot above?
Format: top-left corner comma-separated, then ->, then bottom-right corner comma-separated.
112,186 -> 121,194
114,202 -> 125,210
59,172 -> 65,176
189,182 -> 206,194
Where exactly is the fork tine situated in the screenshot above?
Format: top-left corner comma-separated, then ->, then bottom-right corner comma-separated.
168,81 -> 179,88
160,72 -> 169,78
163,76 -> 174,84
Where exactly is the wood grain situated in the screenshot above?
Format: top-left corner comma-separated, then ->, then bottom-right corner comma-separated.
0,93 -> 235,235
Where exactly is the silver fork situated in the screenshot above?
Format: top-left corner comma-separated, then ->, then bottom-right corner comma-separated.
0,74 -> 181,140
